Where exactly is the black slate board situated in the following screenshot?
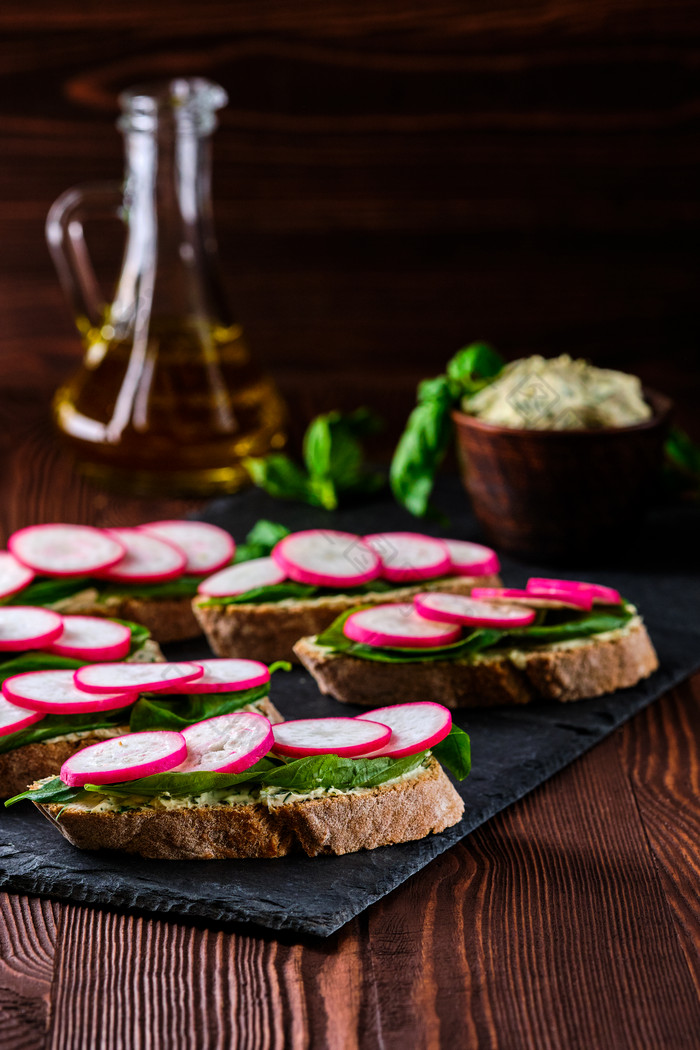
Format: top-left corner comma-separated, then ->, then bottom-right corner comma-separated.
1,480 -> 699,938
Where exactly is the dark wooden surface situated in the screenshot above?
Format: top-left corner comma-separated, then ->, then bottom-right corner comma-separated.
0,3 -> 699,1047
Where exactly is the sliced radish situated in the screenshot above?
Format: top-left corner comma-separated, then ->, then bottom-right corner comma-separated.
198,556 -> 286,598
356,702 -> 452,758
99,528 -> 186,584
139,520 -> 235,575
0,607 -> 64,652
363,532 -> 451,584
272,529 -> 381,587
74,661 -> 203,695
2,670 -> 135,714
271,717 -> 391,758
177,713 -> 273,772
8,524 -> 126,577
343,603 -> 461,648
471,586 -> 591,611
0,551 -> 35,599
0,695 -> 44,737
443,538 -> 500,577
167,658 -> 270,694
44,615 -> 132,661
527,578 -> 622,606
414,592 -> 536,628
60,730 -> 187,787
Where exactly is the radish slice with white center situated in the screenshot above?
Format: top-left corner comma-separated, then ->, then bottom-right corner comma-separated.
363,532 -> 451,583
272,529 -> 381,587
414,592 -> 536,628
45,616 -> 132,661
8,524 -> 126,577
0,696 -> 44,737
0,607 -> 64,651
167,658 -> 270,694
139,520 -> 235,575
343,603 -> 461,648
99,528 -> 186,584
198,556 -> 286,597
271,717 -> 391,758
471,586 -> 591,611
356,702 -> 452,758
0,552 -> 35,599
527,578 -> 622,606
177,713 -> 273,772
443,539 -> 500,577
74,661 -> 203,695
61,730 -> 187,787
2,670 -> 135,714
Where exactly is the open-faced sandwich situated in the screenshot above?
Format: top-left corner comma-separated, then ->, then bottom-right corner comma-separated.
8,702 -> 468,859
3,520 -> 237,643
0,652 -> 283,799
294,577 -> 658,707
193,522 -> 501,663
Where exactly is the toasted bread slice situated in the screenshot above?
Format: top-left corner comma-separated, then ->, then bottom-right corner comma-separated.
193,573 -> 500,664
51,590 -> 199,644
293,618 -> 658,708
37,758 -> 463,859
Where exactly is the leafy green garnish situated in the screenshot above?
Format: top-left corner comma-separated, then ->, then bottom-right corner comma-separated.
315,604 -> 634,664
4,578 -> 92,607
197,573 -> 401,607
432,725 -> 471,779
6,776 -> 82,808
390,342 -> 503,518
245,408 -> 385,510
128,676 -> 283,732
663,426 -> 700,500
96,576 -> 203,601
233,520 -> 291,563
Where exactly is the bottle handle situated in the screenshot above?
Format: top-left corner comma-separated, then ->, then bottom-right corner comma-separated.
45,182 -> 124,336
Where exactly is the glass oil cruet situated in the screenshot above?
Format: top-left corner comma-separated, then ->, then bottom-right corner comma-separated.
47,78 -> 286,496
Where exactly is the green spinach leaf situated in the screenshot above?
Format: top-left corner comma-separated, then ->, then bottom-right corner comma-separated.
233,520 -> 291,563
432,725 -> 471,780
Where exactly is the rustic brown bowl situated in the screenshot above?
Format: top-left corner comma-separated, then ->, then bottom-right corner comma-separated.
452,389 -> 672,562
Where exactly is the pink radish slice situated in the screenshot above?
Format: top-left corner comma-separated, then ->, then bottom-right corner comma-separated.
0,696 -> 44,737
177,713 -> 273,772
272,530 -> 381,587
363,532 -> 451,583
356,702 -> 452,758
44,616 -> 132,661
343,603 -> 461,648
98,528 -> 186,584
61,730 -> 187,787
2,670 -> 135,714
74,661 -> 203,695
167,658 -> 270,694
8,524 -> 126,577
0,552 -> 35,599
527,577 -> 621,606
471,587 -> 591,611
271,717 -> 391,758
0,607 -> 64,652
198,556 -> 286,597
139,520 -> 235,575
414,592 -> 536,628
443,539 -> 500,577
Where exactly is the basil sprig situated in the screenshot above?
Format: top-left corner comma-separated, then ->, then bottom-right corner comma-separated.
315,604 -> 634,664
390,343 -> 503,518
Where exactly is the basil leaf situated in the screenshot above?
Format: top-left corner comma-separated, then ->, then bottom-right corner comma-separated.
82,759 -> 281,798
390,343 -> 504,518
234,520 -> 290,562
432,725 -> 471,780
5,777 -> 84,808
259,751 -> 426,792
128,683 -> 271,732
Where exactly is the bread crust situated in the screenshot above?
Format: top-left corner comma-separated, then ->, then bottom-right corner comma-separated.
56,594 -> 200,644
293,621 -> 659,708
39,759 -> 464,859
193,573 -> 500,663
0,697 -> 282,800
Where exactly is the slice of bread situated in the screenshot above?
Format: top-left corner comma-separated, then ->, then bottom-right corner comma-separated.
192,573 -> 500,664
51,589 -> 199,643
36,757 -> 463,859
293,618 -> 658,708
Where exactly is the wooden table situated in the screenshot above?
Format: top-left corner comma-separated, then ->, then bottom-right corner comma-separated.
1,3 -> 699,1045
